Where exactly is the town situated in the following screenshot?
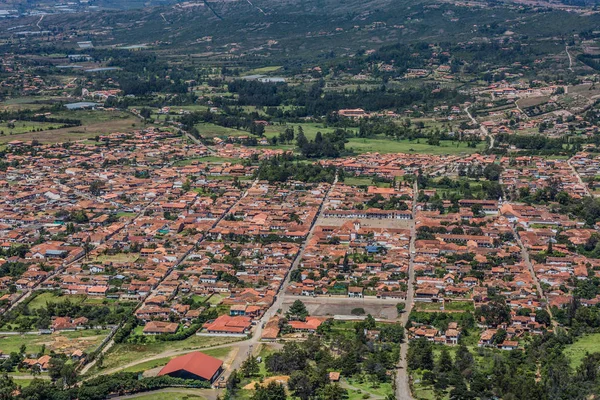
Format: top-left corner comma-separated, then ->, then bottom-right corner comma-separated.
2,0 -> 600,399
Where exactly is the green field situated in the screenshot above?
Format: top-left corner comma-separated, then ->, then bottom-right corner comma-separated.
564,333 -> 600,368
195,123 -> 249,138
27,293 -> 86,310
0,109 -> 139,144
243,66 -> 283,75
344,377 -> 394,400
123,390 -> 206,400
121,346 -> 232,373
346,138 -> 485,155
94,335 -> 241,374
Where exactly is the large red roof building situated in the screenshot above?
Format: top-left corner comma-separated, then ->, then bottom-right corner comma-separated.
157,351 -> 223,383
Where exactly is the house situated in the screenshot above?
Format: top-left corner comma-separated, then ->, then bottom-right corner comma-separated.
143,321 -> 179,335
500,340 -> 519,350
288,317 -> 327,333
158,351 -> 223,383
203,315 -> 252,334
348,286 -> 364,298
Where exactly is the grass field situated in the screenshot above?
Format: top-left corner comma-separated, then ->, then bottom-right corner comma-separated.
122,346 -> 233,373
0,110 -> 139,144
173,155 -> 236,166
27,292 -> 86,310
243,66 -> 283,75
195,123 -> 249,138
96,335 -> 241,373
124,391 -> 206,400
564,333 -> 600,368
343,176 -> 392,188
346,138 -> 485,155
344,377 -> 394,399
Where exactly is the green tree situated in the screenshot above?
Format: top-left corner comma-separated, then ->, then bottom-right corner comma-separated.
0,375 -> 16,400
287,300 -> 308,321
241,356 -> 260,378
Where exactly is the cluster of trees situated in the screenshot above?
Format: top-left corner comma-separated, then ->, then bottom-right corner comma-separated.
227,78 -> 471,115
495,133 -> 568,155
0,371 -> 210,400
365,193 -> 410,210
255,156 -> 337,183
409,330 -> 600,400
296,129 -> 348,158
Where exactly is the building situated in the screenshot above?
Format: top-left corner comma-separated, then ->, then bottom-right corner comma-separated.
143,321 -> 179,335
157,352 -> 223,383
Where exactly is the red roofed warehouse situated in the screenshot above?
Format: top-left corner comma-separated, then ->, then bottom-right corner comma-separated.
157,351 -> 223,383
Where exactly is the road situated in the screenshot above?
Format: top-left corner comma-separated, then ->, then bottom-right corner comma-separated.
220,175 -> 339,383
566,45 -> 574,72
395,181 -> 418,400
567,158 -> 593,197
511,225 -> 557,333
465,106 -> 494,149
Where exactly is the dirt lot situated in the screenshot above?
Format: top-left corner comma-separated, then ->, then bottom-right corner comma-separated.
316,217 -> 412,230
281,296 -> 400,320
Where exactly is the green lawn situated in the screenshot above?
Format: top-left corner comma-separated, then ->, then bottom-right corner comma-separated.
121,346 -> 233,373
243,66 -> 283,75
173,156 -> 236,166
95,335 -> 241,374
0,121 -> 62,135
195,123 -> 248,138
346,138 -> 485,155
125,391 -> 205,400
344,377 -> 394,399
264,123 -> 357,141
27,293 -> 86,310
564,333 -> 600,368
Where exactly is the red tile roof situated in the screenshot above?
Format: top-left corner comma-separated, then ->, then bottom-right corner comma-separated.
158,351 -> 223,381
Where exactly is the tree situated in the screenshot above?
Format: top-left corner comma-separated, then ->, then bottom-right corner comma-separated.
251,382 -> 287,400
396,303 -> 406,314
454,344 -> 474,375
287,300 -> 308,321
48,357 -> 65,382
475,299 -> 510,327
535,309 -> 551,326
407,338 -> 434,371
483,164 -> 503,181
0,375 -> 16,400
437,347 -> 453,373
288,371 -> 314,400
241,356 -> 259,378
319,383 -> 347,400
